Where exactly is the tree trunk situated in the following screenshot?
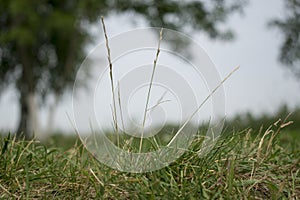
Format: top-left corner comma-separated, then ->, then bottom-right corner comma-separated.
16,88 -> 30,139
28,92 -> 39,138
16,91 -> 39,139
45,93 -> 59,136
16,44 -> 39,140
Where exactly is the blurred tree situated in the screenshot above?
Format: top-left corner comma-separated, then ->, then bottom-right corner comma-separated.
269,0 -> 300,78
0,0 -> 246,139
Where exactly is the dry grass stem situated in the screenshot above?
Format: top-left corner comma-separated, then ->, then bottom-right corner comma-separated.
101,16 -> 119,146
139,28 -> 164,153
169,66 -> 240,146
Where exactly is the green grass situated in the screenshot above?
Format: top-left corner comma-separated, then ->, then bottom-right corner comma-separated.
0,120 -> 299,199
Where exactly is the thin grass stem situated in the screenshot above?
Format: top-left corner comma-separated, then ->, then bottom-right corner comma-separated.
139,28 -> 163,153
168,66 -> 240,146
101,16 -> 119,147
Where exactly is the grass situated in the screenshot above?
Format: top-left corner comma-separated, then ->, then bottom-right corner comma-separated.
0,119 -> 299,199
1,19 -> 299,199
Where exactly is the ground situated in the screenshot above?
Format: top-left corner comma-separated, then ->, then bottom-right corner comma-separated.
0,119 -> 299,199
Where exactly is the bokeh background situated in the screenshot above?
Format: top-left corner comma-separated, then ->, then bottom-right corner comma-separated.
0,0 -> 299,139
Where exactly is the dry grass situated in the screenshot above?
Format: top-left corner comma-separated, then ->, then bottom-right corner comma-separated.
0,119 -> 299,199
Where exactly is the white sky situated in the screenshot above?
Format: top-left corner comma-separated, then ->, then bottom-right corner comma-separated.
0,0 -> 300,134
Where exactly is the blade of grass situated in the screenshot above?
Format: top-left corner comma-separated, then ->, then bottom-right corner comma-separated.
168,66 -> 240,147
139,28 -> 164,153
117,81 -> 125,134
101,16 -> 119,147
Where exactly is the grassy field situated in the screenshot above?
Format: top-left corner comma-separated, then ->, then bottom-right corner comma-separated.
0,119 -> 299,199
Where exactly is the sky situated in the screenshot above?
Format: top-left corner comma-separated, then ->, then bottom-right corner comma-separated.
0,0 -> 300,134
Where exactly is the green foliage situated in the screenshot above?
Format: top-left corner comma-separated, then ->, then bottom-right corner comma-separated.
222,105 -> 300,154
226,104 -> 300,133
0,0 -> 101,96
269,0 -> 300,78
111,0 -> 246,39
0,120 -> 299,199
0,0 -> 246,137
0,0 -> 246,95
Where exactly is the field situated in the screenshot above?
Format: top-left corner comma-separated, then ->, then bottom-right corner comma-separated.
0,115 -> 299,199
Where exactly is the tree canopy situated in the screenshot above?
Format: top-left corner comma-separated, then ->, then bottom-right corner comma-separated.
270,0 -> 300,78
0,0 -> 246,139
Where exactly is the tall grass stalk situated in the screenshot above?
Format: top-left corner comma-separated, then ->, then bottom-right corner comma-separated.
168,66 -> 240,147
101,17 -> 119,147
139,28 -> 163,153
